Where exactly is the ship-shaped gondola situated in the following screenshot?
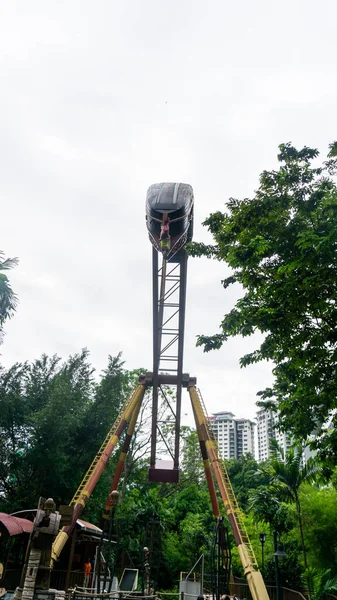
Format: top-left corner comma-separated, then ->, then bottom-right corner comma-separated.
146,182 -> 194,260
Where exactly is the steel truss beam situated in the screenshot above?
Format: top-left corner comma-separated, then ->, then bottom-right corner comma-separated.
150,248 -> 188,479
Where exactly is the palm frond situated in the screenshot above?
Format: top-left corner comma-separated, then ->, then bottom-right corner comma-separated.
322,578 -> 337,595
0,254 -> 19,271
269,437 -> 284,459
0,252 -> 19,332
299,456 -> 320,485
304,568 -> 337,600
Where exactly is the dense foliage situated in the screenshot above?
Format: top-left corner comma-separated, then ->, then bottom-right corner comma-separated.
1,351 -> 337,593
113,443 -> 337,594
188,142 -> 337,463
0,350 -> 137,512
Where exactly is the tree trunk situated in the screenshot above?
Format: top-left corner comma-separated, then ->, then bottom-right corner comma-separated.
295,493 -> 311,600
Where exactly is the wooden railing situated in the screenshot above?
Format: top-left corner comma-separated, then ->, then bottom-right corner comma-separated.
2,569 -> 84,593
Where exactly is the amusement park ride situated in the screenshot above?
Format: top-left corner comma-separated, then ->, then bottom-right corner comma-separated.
18,184 -> 270,600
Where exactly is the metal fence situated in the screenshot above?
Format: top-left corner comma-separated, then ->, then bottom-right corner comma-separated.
4,570 -> 325,600
63,588 -> 308,600
232,578 -> 308,600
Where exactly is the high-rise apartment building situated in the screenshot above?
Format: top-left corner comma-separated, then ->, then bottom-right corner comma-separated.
256,408 -> 292,462
256,408 -> 318,464
274,429 -> 292,457
209,411 -> 255,460
256,408 -> 276,461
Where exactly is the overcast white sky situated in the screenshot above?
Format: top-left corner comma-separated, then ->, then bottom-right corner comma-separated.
1,0 -> 336,428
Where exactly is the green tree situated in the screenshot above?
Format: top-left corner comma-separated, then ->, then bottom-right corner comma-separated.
267,441 -> 320,597
0,350 -> 133,512
188,142 -> 337,460
249,486 -> 293,534
226,453 -> 267,511
0,362 -> 30,506
248,482 -> 304,588
25,349 -> 96,506
179,426 -> 204,485
299,484 -> 337,574
0,251 -> 18,343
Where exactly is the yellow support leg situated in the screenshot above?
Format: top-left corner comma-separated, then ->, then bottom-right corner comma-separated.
50,382 -> 146,567
189,383 -> 270,600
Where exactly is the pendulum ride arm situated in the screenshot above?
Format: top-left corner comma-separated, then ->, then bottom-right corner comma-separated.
151,247 -> 160,470
50,380 -> 146,567
189,383 -> 270,600
150,247 -> 188,477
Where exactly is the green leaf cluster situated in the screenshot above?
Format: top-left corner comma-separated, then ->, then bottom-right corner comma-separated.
2,349 -> 337,593
0,350 -> 135,512
188,142 -> 337,460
